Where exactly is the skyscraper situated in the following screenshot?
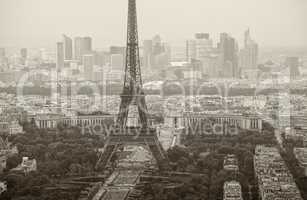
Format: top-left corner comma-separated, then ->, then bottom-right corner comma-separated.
74,36 -> 93,63
94,51 -> 110,67
239,29 -> 258,70
186,33 -> 214,77
20,48 -> 27,65
186,33 -> 213,62
0,48 -> 7,70
186,40 -> 196,62
143,40 -> 153,69
152,35 -> 164,56
20,48 -> 27,59
143,35 -> 170,70
111,54 -> 124,71
0,48 -> 5,58
63,35 -> 73,60
83,37 -> 92,54
109,46 -> 125,71
202,54 -> 220,78
83,54 -> 94,81
218,33 -> 238,78
285,57 -> 300,79
195,33 -> 210,40
56,42 -> 64,70
74,37 -> 83,62
110,46 -> 125,55
56,42 -> 64,114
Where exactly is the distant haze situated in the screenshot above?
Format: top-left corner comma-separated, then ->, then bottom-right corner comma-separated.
0,0 -> 306,49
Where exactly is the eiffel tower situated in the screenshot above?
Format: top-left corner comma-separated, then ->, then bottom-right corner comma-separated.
117,0 -> 148,130
96,0 -> 169,171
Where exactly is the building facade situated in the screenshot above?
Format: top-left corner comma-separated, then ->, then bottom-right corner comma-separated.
83,54 -> 94,81
143,40 -> 153,69
239,29 -> 258,70
0,121 -> 23,135
164,112 -> 263,134
110,54 -> 124,71
0,181 -> 7,195
223,181 -> 243,200
186,33 -> 213,62
223,154 -> 239,171
74,37 -> 93,63
254,146 -> 303,200
63,34 -> 73,60
285,57 -> 300,79
33,114 -> 116,129
294,148 -> 307,176
218,33 -> 239,78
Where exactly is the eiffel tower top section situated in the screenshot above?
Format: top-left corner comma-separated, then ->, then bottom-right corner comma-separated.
124,0 -> 142,93
117,0 -> 149,129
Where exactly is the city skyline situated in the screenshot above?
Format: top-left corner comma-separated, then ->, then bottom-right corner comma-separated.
0,0 -> 306,48
0,0 -> 307,199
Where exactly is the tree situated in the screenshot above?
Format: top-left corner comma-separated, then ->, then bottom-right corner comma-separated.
167,146 -> 190,162
6,154 -> 22,170
1,125 -> 106,199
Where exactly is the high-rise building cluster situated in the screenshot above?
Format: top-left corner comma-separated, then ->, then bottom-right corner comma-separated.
186,33 -> 219,77
143,35 -> 171,71
1,29 -> 304,87
0,47 -> 29,71
56,35 -> 105,82
56,31 -> 253,83
56,35 -> 130,83
57,35 -> 93,64
185,29 -> 259,79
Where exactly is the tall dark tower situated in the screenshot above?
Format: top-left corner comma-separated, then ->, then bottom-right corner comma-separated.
117,0 -> 148,129
96,0 -> 169,171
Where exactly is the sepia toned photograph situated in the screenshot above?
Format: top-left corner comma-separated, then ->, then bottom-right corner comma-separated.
0,0 -> 307,199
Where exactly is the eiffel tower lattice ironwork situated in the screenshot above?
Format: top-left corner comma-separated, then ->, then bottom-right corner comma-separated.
96,0 -> 170,172
117,0 -> 148,129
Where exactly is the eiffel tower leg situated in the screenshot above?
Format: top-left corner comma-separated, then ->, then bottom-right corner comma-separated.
117,94 -> 132,129
137,95 -> 148,129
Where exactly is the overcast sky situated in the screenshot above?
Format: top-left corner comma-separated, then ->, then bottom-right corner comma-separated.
0,0 -> 306,49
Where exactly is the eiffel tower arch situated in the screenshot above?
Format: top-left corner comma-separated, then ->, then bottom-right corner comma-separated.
97,0 -> 169,171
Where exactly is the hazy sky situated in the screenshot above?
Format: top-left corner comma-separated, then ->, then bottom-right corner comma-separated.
0,0 -> 306,49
